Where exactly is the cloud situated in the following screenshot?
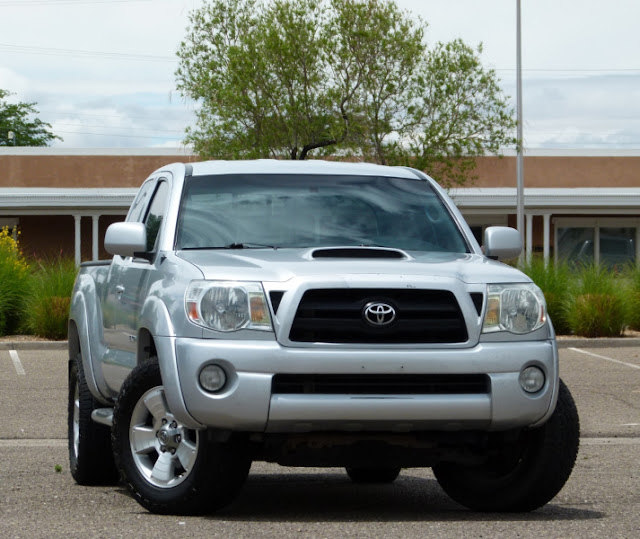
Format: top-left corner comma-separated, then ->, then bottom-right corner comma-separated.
36,91 -> 194,148
502,74 -> 640,148
0,67 -> 30,97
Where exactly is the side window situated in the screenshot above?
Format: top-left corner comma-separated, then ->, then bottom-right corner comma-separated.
127,180 -> 156,223
144,181 -> 169,252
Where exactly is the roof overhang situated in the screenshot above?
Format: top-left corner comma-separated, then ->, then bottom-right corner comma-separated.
1,186 -> 640,216
449,187 -> 640,212
0,188 -> 137,212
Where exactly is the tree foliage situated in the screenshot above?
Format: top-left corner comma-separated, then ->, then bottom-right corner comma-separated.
0,89 -> 60,147
176,0 -> 515,186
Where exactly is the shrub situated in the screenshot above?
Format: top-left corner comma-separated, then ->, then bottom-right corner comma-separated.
0,227 -> 30,336
519,257 -> 572,335
564,264 -> 627,338
23,257 -> 77,340
623,264 -> 640,331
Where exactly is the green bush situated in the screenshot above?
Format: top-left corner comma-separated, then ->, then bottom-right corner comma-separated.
519,257 -> 572,335
0,227 -> 30,336
564,264 -> 627,338
623,264 -> 640,331
23,257 -> 77,340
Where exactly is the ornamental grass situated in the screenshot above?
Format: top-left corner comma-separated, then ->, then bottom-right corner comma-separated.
22,257 -> 77,340
519,256 -> 572,335
563,263 -> 627,338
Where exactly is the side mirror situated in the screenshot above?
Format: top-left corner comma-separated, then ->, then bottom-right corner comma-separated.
105,222 -> 147,258
484,226 -> 522,260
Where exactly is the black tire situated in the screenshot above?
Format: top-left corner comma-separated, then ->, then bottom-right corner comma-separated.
345,466 -> 401,484
112,359 -> 250,515
433,378 -> 580,512
68,352 -> 118,485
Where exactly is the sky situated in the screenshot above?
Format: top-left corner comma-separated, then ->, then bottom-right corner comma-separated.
1,0 -> 639,150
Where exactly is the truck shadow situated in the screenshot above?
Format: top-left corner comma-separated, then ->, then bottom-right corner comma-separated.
209,471 -> 605,523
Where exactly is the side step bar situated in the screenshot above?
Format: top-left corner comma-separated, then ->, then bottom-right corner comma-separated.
91,408 -> 114,427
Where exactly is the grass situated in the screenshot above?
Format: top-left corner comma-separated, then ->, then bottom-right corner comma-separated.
519,257 -> 572,335
520,257 -> 636,337
561,263 -> 628,338
623,264 -> 640,331
22,257 -> 77,340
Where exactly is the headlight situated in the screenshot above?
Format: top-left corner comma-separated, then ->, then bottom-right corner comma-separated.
482,283 -> 546,334
185,281 -> 272,332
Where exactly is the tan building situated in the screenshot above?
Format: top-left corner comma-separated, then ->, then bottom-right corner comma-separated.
1,147 -> 639,266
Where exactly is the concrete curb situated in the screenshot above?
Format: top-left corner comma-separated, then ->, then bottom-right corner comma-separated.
0,341 -> 67,351
2,338 -> 640,351
556,337 -> 640,349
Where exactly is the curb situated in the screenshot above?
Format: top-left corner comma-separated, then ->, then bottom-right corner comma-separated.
556,337 -> 640,349
0,341 -> 67,351
2,339 -> 640,351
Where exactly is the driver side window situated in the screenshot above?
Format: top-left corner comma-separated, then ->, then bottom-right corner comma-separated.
143,181 -> 169,252
126,180 -> 156,223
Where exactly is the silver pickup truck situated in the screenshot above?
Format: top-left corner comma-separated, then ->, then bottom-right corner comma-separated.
68,159 -> 579,515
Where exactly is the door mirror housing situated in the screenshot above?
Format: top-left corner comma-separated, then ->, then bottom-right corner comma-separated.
483,226 -> 522,260
105,222 -> 147,258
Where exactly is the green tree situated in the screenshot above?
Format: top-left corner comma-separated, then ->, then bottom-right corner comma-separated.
0,89 -> 60,146
176,0 -> 514,186
391,40 -> 517,187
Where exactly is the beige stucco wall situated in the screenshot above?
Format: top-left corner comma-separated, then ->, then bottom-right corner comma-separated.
473,156 -> 640,188
0,154 -> 197,188
1,154 -> 638,188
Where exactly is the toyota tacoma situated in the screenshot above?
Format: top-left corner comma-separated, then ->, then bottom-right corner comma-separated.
68,159 -> 579,514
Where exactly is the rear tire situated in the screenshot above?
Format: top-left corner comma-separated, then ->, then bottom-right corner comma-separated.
112,359 -> 250,515
68,352 -> 118,485
433,378 -> 580,512
345,466 -> 401,484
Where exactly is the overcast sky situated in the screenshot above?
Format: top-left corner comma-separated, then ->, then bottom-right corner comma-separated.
1,0 -> 639,150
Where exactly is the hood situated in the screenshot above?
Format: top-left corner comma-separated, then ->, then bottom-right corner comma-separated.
176,247 -> 530,285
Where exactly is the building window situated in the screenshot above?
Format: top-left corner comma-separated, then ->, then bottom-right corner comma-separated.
554,218 -> 639,268
600,227 -> 635,269
557,227 -> 595,266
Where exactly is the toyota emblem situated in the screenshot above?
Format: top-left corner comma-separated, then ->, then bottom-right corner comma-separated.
363,302 -> 396,327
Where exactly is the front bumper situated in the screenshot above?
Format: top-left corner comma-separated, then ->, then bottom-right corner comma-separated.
158,337 -> 559,432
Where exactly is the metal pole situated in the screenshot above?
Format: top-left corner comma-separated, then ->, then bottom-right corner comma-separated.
516,0 -> 525,256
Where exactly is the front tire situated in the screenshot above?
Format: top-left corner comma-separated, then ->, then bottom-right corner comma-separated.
112,360 -> 250,515
433,378 -> 580,512
68,352 -> 118,485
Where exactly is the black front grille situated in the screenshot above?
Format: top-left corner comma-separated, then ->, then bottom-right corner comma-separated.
289,288 -> 467,344
272,374 -> 489,395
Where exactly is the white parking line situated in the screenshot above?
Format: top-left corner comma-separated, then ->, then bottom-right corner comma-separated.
9,349 -> 26,375
0,439 -> 66,447
0,437 -> 637,448
568,347 -> 640,370
581,437 -> 640,445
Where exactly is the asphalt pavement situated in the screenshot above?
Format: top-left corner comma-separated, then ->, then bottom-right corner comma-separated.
0,344 -> 638,538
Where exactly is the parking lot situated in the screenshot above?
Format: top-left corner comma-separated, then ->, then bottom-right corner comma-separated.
1,344 -> 638,538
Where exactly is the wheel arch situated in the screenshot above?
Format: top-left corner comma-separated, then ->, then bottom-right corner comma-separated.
137,297 -> 203,430
68,292 -> 111,405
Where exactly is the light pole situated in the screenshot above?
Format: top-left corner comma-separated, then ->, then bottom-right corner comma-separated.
516,0 -> 525,259
8,130 -> 15,146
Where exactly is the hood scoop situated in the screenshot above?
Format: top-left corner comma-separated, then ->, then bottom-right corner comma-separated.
311,247 -> 408,259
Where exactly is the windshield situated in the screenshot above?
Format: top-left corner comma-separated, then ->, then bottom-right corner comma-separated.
175,174 -> 469,253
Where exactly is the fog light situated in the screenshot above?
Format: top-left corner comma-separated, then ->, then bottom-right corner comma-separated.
519,366 -> 545,393
199,364 -> 227,393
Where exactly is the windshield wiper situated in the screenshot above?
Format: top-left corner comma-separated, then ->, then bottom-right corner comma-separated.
226,242 -> 278,249
182,243 -> 278,250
